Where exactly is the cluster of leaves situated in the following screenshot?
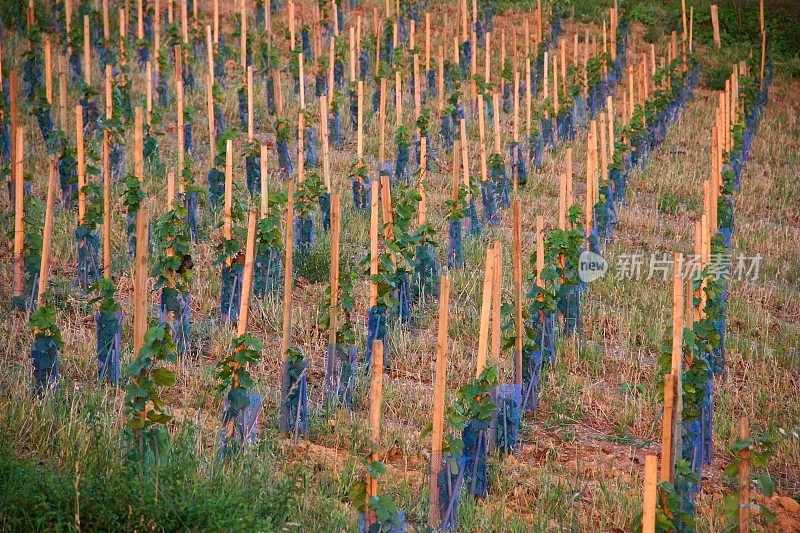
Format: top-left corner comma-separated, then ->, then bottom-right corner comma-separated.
349,159 -> 368,183
79,137 -> 104,231
295,172 -> 326,218
122,176 -> 145,213
215,193 -> 247,266
394,125 -> 411,149
500,296 -> 539,360
216,334 -> 264,422
387,182 -> 436,273
722,432 -> 778,530
318,268 -> 358,347
275,117 -> 292,143
123,324 -> 178,437
348,443 -> 404,531
444,182 -> 474,222
152,198 -> 193,293
28,303 -> 63,348
632,460 -> 698,532
257,189 -> 287,250
528,205 -> 585,317
89,278 -> 121,314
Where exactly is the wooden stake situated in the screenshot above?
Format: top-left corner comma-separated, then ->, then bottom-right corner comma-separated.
37,160 -> 58,307
477,95 -> 488,183
642,455 -> 658,533
76,106 -> 86,225
58,56 -> 67,130
738,417 -> 750,533
133,206 -> 150,355
558,173 -> 566,230
428,274 -> 450,529
566,147 -> 573,208
84,15 -> 92,86
103,130 -> 111,279
146,61 -> 153,123
240,0 -> 247,68
513,201 -> 523,385
134,107 -> 144,180
13,127 -> 24,302
535,215 -> 544,287
280,179 -> 296,362
237,211 -> 258,335
369,173 -> 379,307
476,245 -> 495,377
419,137 -> 427,225
491,241 -> 502,365
328,193 -> 341,347
660,373 -> 675,482
710,5 -> 720,48
365,338 -> 384,528
260,145 -> 269,218
224,140 -> 233,246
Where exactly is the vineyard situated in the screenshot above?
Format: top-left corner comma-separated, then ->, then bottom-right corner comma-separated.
0,0 -> 798,531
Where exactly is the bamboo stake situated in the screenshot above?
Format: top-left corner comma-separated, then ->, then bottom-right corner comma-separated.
280,179 -> 296,362
237,212 -> 258,335
428,274 -> 450,529
365,338 -> 384,528
476,245 -> 495,377
13,127 -> 24,302
642,455 -> 658,533
513,200 -> 523,385
37,160 -> 58,308
133,206 -> 150,355
689,7 -> 694,53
